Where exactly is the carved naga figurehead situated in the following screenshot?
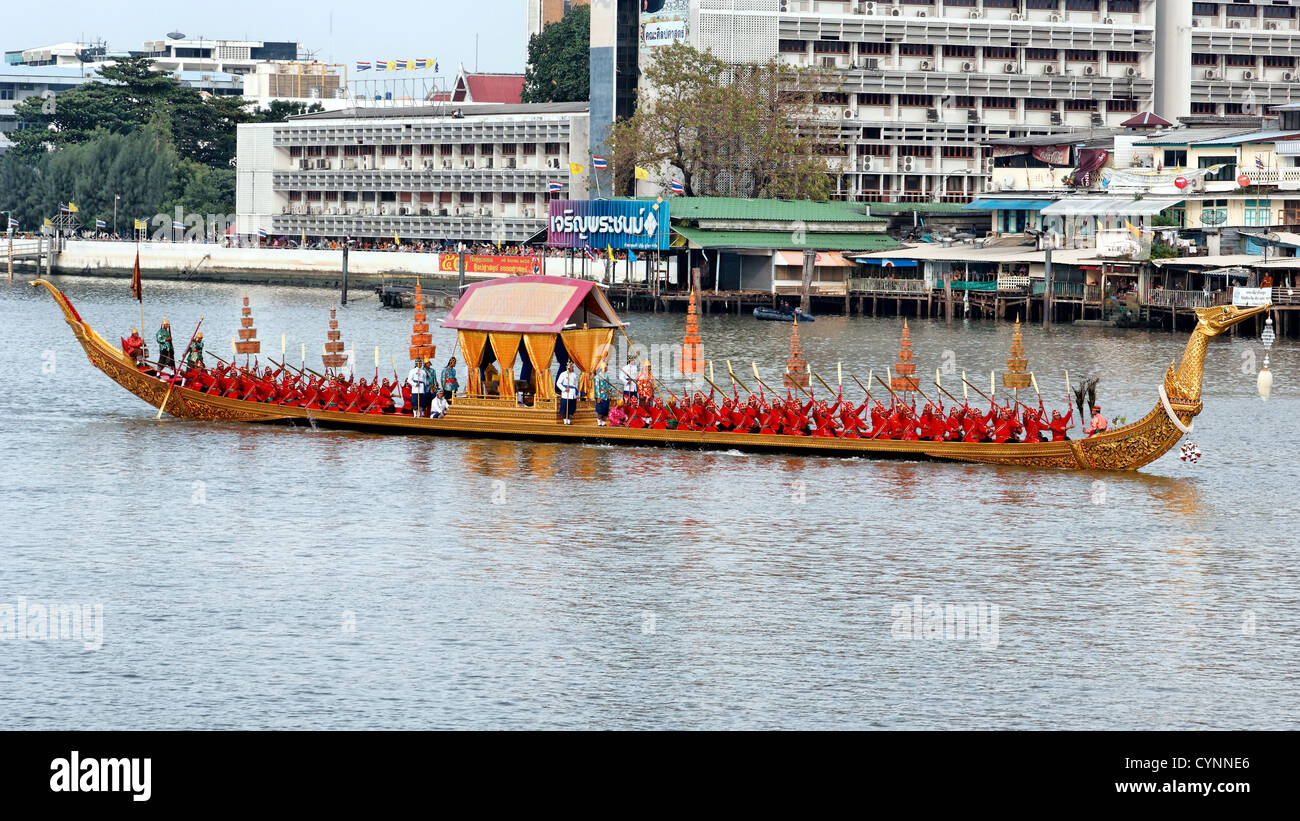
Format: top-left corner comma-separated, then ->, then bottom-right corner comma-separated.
1193,302 -> 1272,337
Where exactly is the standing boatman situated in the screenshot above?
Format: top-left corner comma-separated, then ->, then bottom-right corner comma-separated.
406,358 -> 429,417
156,319 -> 175,371
557,361 -> 580,425
620,354 -> 640,401
184,332 -> 205,370
441,356 -> 460,404
593,361 -> 614,426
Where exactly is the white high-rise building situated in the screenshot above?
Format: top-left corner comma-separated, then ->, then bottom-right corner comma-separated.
671,0 -> 1300,203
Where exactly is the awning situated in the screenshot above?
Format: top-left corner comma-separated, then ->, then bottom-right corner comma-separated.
966,199 -> 1054,211
673,226 -> 898,252
774,250 -> 854,267
1039,198 -> 1181,217
855,257 -> 918,268
442,275 -> 622,334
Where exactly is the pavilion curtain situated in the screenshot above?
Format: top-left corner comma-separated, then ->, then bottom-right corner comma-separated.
560,328 -> 615,396
522,333 -> 557,400
457,331 -> 488,396
489,332 -> 522,399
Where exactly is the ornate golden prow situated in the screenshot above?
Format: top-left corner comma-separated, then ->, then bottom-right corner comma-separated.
1166,302 -> 1272,402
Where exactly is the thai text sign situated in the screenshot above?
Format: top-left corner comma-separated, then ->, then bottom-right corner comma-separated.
1232,286 -> 1271,307
547,199 -> 670,251
439,254 -> 542,276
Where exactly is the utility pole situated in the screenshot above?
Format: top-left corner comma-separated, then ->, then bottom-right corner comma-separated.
341,238 -> 350,305
1042,246 -> 1053,329
800,249 -> 816,313
113,194 -> 120,237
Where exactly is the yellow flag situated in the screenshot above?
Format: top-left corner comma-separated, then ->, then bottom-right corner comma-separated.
607,245 -> 615,261
406,60 -> 415,70
67,202 -> 79,213
43,217 -> 52,226
395,231 -> 400,245
387,60 -> 397,71
301,229 -> 306,247
634,166 -> 650,180
1125,220 -> 1141,239
133,218 -> 147,230
569,162 -> 584,175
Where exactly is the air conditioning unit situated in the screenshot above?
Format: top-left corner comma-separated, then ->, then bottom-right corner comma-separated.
342,159 -> 357,170
379,206 -> 389,215
423,159 -> 435,169
1004,62 -> 1020,73
969,9 -> 982,19
863,1 -> 876,14
1010,13 -> 1024,21
463,159 -> 475,169
1051,112 -> 1064,125
505,157 -> 516,168
455,207 -> 467,216
1044,64 -> 1058,75
523,208 -> 535,218
1204,69 -> 1221,80
821,57 -> 837,68
843,108 -> 855,119
1284,71 -> 1298,82
442,159 -> 452,169
961,61 -> 975,72
401,159 -> 412,169
1192,19 -> 1201,27
1083,65 -> 1097,76
919,60 -> 933,71
984,159 -> 995,174
860,58 -> 880,70
298,159 -> 311,170
967,109 -> 980,123
1092,113 -> 1104,126
480,207 -> 491,216
1102,17 -> 1114,25
926,108 -> 940,122
1243,70 -> 1257,81
360,158 -> 371,169
1049,13 -> 1062,23
916,10 -> 927,18
902,156 -> 916,172
889,7 -> 902,16
1266,21 -> 1280,30
1126,66 -> 1140,77
484,158 -> 493,168
859,156 -> 874,172
548,158 -> 560,168
437,208 -> 448,216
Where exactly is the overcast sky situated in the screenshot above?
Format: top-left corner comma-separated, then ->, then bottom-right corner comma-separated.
7,0 -> 528,74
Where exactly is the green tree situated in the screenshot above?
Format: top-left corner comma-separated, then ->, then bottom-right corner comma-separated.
522,5 -> 590,103
249,100 -> 325,122
607,43 -> 834,200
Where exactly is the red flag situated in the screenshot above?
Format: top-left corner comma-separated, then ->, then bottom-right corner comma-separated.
131,249 -> 142,303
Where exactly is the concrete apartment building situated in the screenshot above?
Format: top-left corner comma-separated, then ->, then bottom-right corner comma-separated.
597,0 -> 1300,204
235,103 -> 590,243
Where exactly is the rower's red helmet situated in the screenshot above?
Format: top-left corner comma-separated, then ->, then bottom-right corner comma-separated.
1092,405 -> 1101,412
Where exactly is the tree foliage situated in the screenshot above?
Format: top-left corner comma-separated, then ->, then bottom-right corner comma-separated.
606,43 -> 835,201
522,5 -> 590,104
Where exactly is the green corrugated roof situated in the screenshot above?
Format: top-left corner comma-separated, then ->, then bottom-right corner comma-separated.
674,226 -> 899,252
617,196 -> 884,223
866,201 -> 988,215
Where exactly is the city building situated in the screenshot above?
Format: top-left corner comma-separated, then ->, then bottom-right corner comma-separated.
591,0 -> 1300,205
527,0 -> 591,42
427,66 -> 525,104
235,102 -> 591,243
0,66 -> 95,150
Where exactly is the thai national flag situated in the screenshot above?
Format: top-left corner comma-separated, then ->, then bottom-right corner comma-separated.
357,61 -> 371,71
669,178 -> 685,195
548,180 -> 563,193
1256,155 -> 1265,171
8,217 -> 19,229
59,204 -> 70,213
584,245 -> 597,262
257,228 -> 268,239
95,219 -> 107,229
172,220 -> 185,230
591,156 -> 607,170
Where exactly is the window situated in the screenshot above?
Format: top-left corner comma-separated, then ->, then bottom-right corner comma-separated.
1107,51 -> 1139,64
1223,102 -> 1244,115
779,40 -> 805,53
858,93 -> 891,106
1025,0 -> 1057,9
1192,2 -> 1218,15
1163,149 -> 1188,167
1064,99 -> 1097,111
1025,49 -> 1058,61
982,97 -> 1017,109
943,95 -> 976,108
1225,54 -> 1255,67
942,146 -> 976,158
859,42 -> 891,55
984,46 -> 1016,60
859,143 -> 892,157
1264,55 -> 1296,69
944,0 -> 976,5
1263,6 -> 1296,18
983,0 -> 1016,7
1191,53 -> 1218,67
898,94 -> 933,106
899,43 -> 933,56
1025,98 -> 1057,111
399,144 -> 413,156
814,40 -> 850,54
380,144 -> 397,156
1244,199 -> 1273,227
818,92 -> 849,105
1224,4 -> 1257,17
1199,156 -> 1235,182
1108,99 -> 1138,113
1191,102 -> 1218,114
944,45 -> 976,58
1064,0 -> 1099,9
899,145 -> 932,157
1065,49 -> 1098,62
1108,0 -> 1138,12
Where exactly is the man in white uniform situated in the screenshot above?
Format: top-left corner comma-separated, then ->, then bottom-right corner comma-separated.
406,360 -> 429,417
620,355 -> 640,401
556,361 -> 580,425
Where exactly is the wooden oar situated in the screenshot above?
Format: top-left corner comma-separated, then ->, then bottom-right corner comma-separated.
933,379 -> 965,407
726,361 -> 753,397
811,369 -> 839,398
961,375 -> 1000,408
155,382 -> 173,419
873,372 -> 904,404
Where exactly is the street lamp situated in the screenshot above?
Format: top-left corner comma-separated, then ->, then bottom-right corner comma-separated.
113,194 -> 120,237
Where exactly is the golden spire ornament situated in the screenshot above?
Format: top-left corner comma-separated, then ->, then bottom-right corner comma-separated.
408,279 -> 436,364
890,319 -> 919,395
321,307 -> 349,373
680,289 -> 704,385
1002,316 -> 1032,397
234,293 -> 261,364
783,316 -> 810,393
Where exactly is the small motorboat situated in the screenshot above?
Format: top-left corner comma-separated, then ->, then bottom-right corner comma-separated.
753,306 -> 816,322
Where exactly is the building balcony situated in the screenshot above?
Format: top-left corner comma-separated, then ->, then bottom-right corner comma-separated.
272,167 -> 558,191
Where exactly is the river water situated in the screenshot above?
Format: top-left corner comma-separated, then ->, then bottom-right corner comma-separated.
2,275 -> 1297,729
